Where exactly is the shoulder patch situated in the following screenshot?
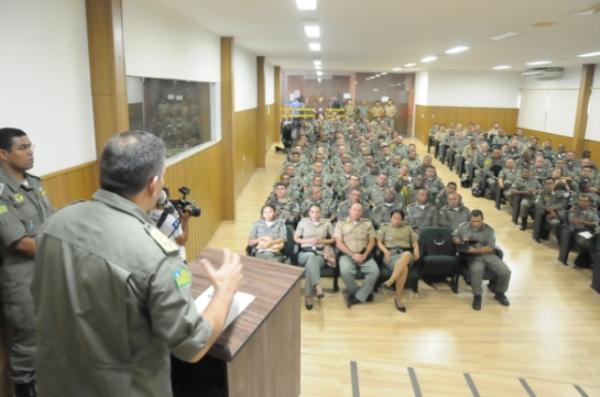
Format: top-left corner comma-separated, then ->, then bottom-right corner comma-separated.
0,204 -> 7,215
145,224 -> 179,255
173,266 -> 192,289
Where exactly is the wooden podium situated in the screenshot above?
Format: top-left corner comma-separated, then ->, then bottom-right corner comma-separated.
172,248 -> 304,397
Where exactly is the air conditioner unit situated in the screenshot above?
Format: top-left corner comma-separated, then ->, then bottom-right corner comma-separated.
521,67 -> 564,79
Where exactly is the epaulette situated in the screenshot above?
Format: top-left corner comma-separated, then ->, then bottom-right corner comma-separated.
145,224 -> 179,255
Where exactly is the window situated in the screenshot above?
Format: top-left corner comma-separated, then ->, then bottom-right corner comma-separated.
127,76 -> 216,158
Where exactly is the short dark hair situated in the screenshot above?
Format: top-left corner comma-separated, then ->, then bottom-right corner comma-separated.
447,181 -> 457,188
100,130 -> 165,197
261,204 -> 277,216
469,209 -> 484,219
390,209 -> 405,219
0,128 -> 27,151
275,182 -> 287,189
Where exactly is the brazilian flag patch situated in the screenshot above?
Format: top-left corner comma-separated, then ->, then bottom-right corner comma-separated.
173,267 -> 192,289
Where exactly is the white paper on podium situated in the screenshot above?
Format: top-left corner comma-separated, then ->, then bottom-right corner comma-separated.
578,231 -> 593,239
195,286 -> 255,329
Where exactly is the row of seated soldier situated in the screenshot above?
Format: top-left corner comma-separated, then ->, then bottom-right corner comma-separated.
427,121 -> 600,275
247,117 -> 514,312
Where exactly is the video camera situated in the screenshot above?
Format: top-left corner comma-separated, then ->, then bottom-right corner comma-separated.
159,186 -> 201,218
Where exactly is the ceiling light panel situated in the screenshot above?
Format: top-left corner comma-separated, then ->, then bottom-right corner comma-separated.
578,51 -> 600,58
421,56 -> 438,63
493,65 -> 511,70
526,60 -> 552,66
445,46 -> 470,54
304,25 -> 320,38
296,0 -> 317,11
308,42 -> 321,52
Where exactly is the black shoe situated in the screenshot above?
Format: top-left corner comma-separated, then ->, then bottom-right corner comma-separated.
346,294 -> 361,308
494,292 -> 510,306
472,295 -> 482,311
366,293 -> 374,302
14,381 -> 37,397
304,298 -> 313,311
394,298 -> 406,312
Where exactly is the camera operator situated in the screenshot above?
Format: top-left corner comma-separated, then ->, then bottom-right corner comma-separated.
150,189 -> 190,261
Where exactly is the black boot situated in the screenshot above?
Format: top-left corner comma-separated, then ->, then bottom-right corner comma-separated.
14,381 -> 37,397
519,217 -> 527,231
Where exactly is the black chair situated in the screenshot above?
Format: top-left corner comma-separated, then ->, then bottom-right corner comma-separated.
413,227 -> 460,293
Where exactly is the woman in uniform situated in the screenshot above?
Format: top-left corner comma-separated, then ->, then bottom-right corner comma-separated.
248,204 -> 287,262
376,209 -> 420,312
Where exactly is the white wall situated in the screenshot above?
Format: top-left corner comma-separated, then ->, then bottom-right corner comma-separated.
426,70 -> 521,108
234,45 -> 258,112
518,66 -> 582,137
585,64 -> 600,141
414,71 -> 429,105
122,0 -> 220,83
0,0 -> 96,176
265,63 -> 275,105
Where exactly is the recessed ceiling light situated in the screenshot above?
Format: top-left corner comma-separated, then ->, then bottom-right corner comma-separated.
392,67 -> 403,71
526,60 -> 552,66
421,55 -> 438,63
316,70 -> 323,76
373,88 -> 379,92
490,32 -> 521,41
532,21 -> 557,27
571,5 -> 600,16
577,51 -> 600,58
296,0 -> 317,11
404,63 -> 416,67
445,46 -> 470,54
381,72 -> 388,75
317,77 -> 322,83
493,65 -> 511,70
304,25 -> 320,38
313,59 -> 322,66
314,65 -> 322,70
308,42 -> 321,52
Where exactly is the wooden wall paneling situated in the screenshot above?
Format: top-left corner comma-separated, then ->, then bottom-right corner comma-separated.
85,0 -> 129,156
220,37 -> 235,220
414,105 -> 519,144
273,66 -> 282,144
41,161 -> 99,209
519,128 -> 573,150
163,143 -> 224,260
573,64 -> 596,156
233,109 -> 258,198
265,104 -> 274,151
256,56 -> 266,168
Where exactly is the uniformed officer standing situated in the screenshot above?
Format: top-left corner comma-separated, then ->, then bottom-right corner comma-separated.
32,131 -> 242,397
294,205 -> 334,310
334,203 -> 380,307
453,210 -> 511,311
377,209 -> 420,312
0,128 -> 52,397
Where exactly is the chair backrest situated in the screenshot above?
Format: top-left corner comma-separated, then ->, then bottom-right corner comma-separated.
419,227 -> 456,257
491,164 -> 503,177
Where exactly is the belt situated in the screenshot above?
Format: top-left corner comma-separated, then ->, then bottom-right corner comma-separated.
300,246 -> 324,253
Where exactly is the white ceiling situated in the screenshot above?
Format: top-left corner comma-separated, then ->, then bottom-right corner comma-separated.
148,0 -> 600,73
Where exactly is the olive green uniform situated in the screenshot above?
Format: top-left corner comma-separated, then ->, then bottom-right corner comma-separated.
295,218 -> 334,296
438,205 -> 470,231
248,218 -> 288,262
32,189 -> 210,397
0,169 -> 52,385
376,223 -> 417,272
334,218 -> 380,302
406,202 -> 439,232
452,222 -> 511,296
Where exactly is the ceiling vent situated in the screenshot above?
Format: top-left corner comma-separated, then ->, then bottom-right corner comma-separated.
521,67 -> 564,79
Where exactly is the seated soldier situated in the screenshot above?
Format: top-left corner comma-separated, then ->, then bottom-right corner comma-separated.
369,172 -> 391,207
336,188 -> 371,222
266,182 -> 301,226
371,189 -> 403,229
510,168 -> 541,230
248,204 -> 287,262
406,189 -> 439,234
300,186 -> 337,219
453,209 -> 512,310
435,181 -> 458,209
403,150 -> 421,177
423,166 -> 444,202
294,205 -> 335,310
497,158 -> 519,203
558,194 -> 600,266
532,177 -> 568,243
334,203 -> 380,308
415,155 -> 434,177
439,192 -> 470,231
475,148 -> 505,199
460,138 -> 479,176
401,175 -> 426,206
392,165 -> 412,193
378,209 -> 420,312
